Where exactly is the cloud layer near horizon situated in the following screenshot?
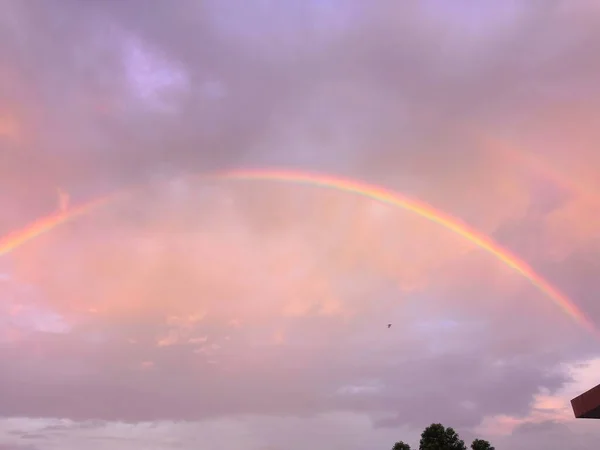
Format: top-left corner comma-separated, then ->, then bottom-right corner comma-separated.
1,1 -> 600,449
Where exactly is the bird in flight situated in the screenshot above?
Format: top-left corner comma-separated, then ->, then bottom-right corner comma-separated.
387,324 -> 392,329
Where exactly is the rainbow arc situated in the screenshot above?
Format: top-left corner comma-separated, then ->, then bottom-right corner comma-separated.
0,168 -> 593,333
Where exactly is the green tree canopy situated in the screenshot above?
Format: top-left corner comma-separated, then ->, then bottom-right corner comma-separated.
391,423 -> 494,450
470,439 -> 494,450
419,423 -> 467,450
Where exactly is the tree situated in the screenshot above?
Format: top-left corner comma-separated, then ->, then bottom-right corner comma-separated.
391,424 -> 495,450
470,439 -> 494,450
419,423 -> 467,450
392,441 -> 412,450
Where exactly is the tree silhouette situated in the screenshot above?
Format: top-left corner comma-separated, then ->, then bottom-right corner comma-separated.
470,439 -> 494,450
419,423 -> 467,450
391,423 -> 494,450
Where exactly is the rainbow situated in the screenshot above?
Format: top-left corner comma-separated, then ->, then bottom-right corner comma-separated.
0,194 -> 117,256
0,168 -> 594,332
476,132 -> 600,206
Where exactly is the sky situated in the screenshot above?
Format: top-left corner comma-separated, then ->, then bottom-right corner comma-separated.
0,0 -> 600,449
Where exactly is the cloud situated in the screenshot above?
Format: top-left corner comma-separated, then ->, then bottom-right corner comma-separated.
0,179 -> 594,429
0,445 -> 39,450
1,1 -> 600,449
